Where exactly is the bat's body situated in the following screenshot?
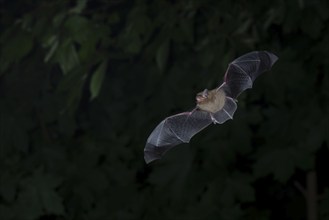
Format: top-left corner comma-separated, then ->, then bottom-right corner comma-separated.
196,88 -> 226,114
144,51 -> 278,164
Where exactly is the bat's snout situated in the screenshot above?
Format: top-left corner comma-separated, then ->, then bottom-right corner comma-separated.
196,95 -> 206,104
196,89 -> 209,104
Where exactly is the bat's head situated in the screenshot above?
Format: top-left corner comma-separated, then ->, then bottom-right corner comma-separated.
196,89 -> 209,104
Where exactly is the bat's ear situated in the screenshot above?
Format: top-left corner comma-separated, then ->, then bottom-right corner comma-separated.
202,89 -> 209,97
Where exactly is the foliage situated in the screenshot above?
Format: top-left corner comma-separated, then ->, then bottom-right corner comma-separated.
0,0 -> 328,219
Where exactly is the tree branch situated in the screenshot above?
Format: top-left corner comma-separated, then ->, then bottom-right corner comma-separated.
294,181 -> 307,198
306,170 -> 318,220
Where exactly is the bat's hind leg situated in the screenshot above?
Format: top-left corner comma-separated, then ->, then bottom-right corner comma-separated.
210,113 -> 219,124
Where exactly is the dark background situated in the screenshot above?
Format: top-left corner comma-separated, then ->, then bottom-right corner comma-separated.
0,0 -> 328,220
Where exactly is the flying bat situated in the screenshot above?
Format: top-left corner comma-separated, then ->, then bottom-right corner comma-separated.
144,51 -> 278,164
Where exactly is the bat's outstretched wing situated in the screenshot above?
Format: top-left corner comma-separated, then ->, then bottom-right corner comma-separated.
144,110 -> 212,163
222,51 -> 278,99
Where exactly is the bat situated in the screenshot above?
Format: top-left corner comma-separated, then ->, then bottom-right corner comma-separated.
144,51 -> 278,164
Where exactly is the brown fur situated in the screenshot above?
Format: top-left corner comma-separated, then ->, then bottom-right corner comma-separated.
196,89 -> 226,113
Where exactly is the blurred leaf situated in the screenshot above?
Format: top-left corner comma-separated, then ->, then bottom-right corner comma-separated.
229,178 -> 255,203
15,186 -> 43,220
179,18 -> 194,43
70,0 -> 87,14
53,12 -> 66,27
300,13 -> 324,39
90,61 -> 107,100
55,39 -> 80,74
66,78 -> 85,113
199,47 -> 215,67
108,13 -> 120,24
220,205 -> 244,220
220,173 -> 255,204
254,148 -> 295,182
0,205 -> 15,220
0,172 -> 17,203
64,15 -> 90,40
234,18 -> 252,35
40,188 -> 65,215
125,36 -> 142,54
148,146 -> 193,199
156,40 -> 170,72
0,110 -> 29,155
44,35 -> 59,62
85,169 -> 109,192
1,32 -> 33,69
14,172 -> 65,219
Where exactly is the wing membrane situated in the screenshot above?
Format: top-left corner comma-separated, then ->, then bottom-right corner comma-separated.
144,110 -> 212,163
223,51 -> 278,98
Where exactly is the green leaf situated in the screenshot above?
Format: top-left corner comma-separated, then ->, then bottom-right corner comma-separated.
66,79 -> 85,113
90,61 -> 107,100
53,12 -> 66,27
85,169 -> 109,192
55,39 -> 80,74
125,36 -> 142,54
108,13 -> 120,24
0,172 -> 17,203
199,47 -> 215,67
70,0 -> 87,14
220,205 -> 244,220
64,15 -> 90,37
179,18 -> 194,43
220,173 -> 255,204
148,146 -> 193,199
40,187 -> 65,215
156,40 -> 170,72
300,14 -> 324,39
44,36 -> 59,62
15,186 -> 43,220
234,18 -> 252,35
1,32 -> 33,65
0,205 -> 15,220
14,172 -> 65,219
254,148 -> 297,182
